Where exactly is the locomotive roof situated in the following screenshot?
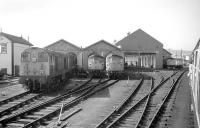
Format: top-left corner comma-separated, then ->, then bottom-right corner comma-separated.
107,53 -> 123,58
88,54 -> 104,58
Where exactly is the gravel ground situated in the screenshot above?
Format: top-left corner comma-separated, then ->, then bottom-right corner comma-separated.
0,84 -> 26,101
168,73 -> 198,128
61,80 -> 140,128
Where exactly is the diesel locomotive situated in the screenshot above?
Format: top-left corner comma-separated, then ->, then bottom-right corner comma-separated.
106,52 -> 125,79
19,47 -> 77,92
88,54 -> 105,78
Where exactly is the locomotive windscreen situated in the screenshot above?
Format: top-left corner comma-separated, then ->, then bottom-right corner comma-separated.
21,52 -> 31,62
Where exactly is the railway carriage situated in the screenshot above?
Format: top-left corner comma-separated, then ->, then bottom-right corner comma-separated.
19,47 -> 76,92
106,53 -> 125,79
88,54 -> 105,77
166,58 -> 183,69
189,40 -> 200,127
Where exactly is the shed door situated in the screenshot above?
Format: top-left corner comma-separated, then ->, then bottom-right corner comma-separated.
15,65 -> 19,76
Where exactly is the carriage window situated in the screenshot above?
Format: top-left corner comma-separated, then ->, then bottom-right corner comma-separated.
22,52 -> 31,62
38,52 -> 48,62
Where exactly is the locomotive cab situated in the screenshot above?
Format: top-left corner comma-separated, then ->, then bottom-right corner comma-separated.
88,54 -> 105,78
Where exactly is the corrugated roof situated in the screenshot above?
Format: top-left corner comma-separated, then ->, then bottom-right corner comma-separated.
0,32 -> 33,46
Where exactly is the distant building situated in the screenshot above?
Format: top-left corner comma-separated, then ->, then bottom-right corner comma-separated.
162,48 -> 172,67
115,29 -> 165,69
0,32 -> 33,75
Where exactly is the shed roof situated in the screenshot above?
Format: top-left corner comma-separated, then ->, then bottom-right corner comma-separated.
163,48 -> 172,55
115,29 -> 163,50
44,39 -> 80,50
84,40 -> 121,51
0,32 -> 33,46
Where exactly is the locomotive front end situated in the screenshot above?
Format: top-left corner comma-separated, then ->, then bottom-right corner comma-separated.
20,47 -> 49,92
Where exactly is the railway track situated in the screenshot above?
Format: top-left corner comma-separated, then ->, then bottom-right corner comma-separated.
0,78 -> 100,120
0,92 -> 44,119
146,71 -> 186,128
0,78 -> 117,128
95,70 -> 182,128
133,71 -> 184,128
95,77 -> 152,128
95,70 -> 185,128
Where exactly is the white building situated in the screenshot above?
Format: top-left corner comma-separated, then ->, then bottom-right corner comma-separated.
0,32 -> 33,76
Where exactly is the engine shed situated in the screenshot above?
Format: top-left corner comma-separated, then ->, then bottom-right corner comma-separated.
44,39 -> 81,68
115,29 -> 169,69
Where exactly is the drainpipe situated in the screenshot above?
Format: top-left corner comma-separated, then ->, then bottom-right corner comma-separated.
11,42 -> 14,76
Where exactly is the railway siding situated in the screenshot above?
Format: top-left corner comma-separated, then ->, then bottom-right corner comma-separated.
62,80 -> 141,128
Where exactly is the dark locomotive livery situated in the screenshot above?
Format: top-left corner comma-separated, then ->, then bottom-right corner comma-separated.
19,47 -> 76,92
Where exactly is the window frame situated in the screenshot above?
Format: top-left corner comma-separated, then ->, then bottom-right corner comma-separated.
0,43 -> 7,54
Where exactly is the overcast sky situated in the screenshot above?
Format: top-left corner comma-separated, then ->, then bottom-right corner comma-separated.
0,0 -> 199,51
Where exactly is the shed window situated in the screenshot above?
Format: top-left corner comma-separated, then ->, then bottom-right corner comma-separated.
0,43 -> 7,54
